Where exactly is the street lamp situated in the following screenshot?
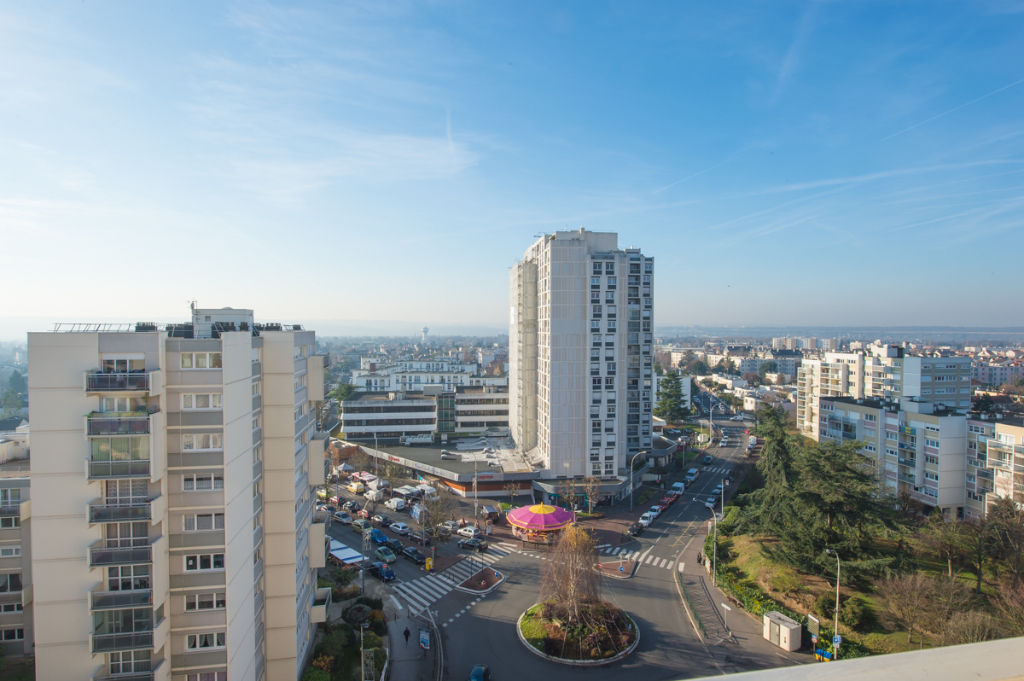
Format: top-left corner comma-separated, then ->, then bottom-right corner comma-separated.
628,450 -> 648,511
826,548 -> 841,660
709,507 -> 718,586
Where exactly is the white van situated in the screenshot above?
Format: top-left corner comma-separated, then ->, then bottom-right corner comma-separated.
684,468 -> 699,484
384,497 -> 406,512
671,481 -> 685,494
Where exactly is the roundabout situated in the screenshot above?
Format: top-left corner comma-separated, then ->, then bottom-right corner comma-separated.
516,601 -> 640,666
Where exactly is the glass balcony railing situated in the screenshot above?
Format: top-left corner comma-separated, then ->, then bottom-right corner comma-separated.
87,413 -> 152,436
89,497 -> 156,523
90,588 -> 153,611
91,631 -> 153,654
86,372 -> 149,392
89,541 -> 154,567
88,459 -> 151,479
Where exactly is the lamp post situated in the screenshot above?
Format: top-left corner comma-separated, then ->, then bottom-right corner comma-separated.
709,507 -> 718,586
826,548 -> 841,660
628,450 -> 647,511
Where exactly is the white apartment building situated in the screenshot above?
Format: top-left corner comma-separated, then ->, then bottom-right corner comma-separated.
351,358 -> 505,393
509,229 -> 654,478
797,344 -> 971,439
0,458 -> 31,657
972,362 -> 1024,386
965,415 -> 1024,519
819,397 -> 967,517
27,306 -> 328,681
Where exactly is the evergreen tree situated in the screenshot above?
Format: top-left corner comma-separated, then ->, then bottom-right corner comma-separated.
654,371 -> 687,422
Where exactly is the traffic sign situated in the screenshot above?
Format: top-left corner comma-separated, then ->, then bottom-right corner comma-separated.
833,634 -> 842,645
419,629 -> 430,650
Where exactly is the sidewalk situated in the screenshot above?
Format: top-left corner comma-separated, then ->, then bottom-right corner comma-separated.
378,581 -> 437,681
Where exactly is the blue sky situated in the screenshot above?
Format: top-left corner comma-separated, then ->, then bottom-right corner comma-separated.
2,1 -> 1023,338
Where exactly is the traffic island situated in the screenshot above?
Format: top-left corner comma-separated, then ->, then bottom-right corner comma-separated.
454,565 -> 505,595
594,559 -> 638,579
516,601 -> 640,666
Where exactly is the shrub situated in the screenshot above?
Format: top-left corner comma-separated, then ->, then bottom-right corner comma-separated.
839,595 -> 874,631
815,591 -> 835,620
356,595 -> 384,610
301,669 -> 330,681
368,609 -> 388,636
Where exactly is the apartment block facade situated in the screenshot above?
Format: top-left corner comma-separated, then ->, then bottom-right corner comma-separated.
0,459 -> 31,657
798,344 -> 971,440
27,307 -> 328,681
819,397 -> 967,516
966,415 -> 1024,519
509,229 -> 654,478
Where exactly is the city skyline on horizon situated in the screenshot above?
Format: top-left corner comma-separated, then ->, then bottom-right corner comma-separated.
3,3 -> 1024,331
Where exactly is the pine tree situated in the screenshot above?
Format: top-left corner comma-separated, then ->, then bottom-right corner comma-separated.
654,371 -> 686,422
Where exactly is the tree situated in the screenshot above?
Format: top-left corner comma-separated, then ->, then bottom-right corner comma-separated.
421,488 -> 456,542
987,496 -> 1024,587
331,383 -> 357,402
878,573 -> 934,645
540,525 -> 601,625
919,511 -> 969,578
973,394 -> 995,414
993,577 -> 1024,635
757,360 -> 777,378
742,372 -> 761,386
654,371 -> 687,423
5,371 -> 25,394
963,516 -> 995,593
942,611 -> 998,645
582,477 -> 601,513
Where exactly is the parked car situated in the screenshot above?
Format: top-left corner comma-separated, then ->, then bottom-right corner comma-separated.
401,546 -> 427,564
368,561 -> 395,582
384,537 -> 404,554
408,530 -> 432,546
371,514 -> 390,527
374,547 -> 397,564
649,505 -> 662,518
440,520 -> 459,534
469,665 -> 492,681
385,497 -> 406,512
343,500 -> 360,512
357,508 -> 371,519
458,537 -> 488,552
368,528 -> 388,545
638,513 -> 654,528
712,484 -> 722,496
457,525 -> 481,539
705,496 -> 718,509
626,522 -> 644,536
351,518 -> 370,532
703,454 -> 713,464
390,522 -> 410,535
333,511 -> 353,524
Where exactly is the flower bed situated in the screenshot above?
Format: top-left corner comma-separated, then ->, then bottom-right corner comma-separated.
518,600 -> 638,663
457,566 -> 503,593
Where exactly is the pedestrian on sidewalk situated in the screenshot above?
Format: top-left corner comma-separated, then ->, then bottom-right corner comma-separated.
403,627 -> 410,646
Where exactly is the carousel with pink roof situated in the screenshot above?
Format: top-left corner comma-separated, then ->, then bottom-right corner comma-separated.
505,503 -> 576,543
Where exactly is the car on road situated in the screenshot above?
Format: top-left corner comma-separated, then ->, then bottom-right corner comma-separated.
705,496 -> 718,509
457,525 -> 482,539
638,512 -> 654,527
732,415 -> 745,421
626,522 -> 644,536
368,528 -> 388,545
408,530 -> 432,545
649,505 -> 662,518
703,454 -> 713,464
401,546 -> 427,564
357,508 -> 371,519
470,664 -> 492,681
439,520 -> 459,534
384,537 -> 404,554
371,513 -> 390,527
659,496 -> 675,509
351,518 -> 370,533
374,546 -> 397,564
390,522 -> 410,535
367,561 -> 395,582
458,537 -> 489,552
343,500 -> 360,512
333,510 -> 353,524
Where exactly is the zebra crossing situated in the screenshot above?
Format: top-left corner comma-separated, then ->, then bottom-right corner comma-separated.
706,465 -> 730,475
598,545 -> 677,570
392,542 -> 516,613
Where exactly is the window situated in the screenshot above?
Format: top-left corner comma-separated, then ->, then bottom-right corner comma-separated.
0,628 -> 23,641
186,631 -> 226,650
102,358 -> 145,373
183,473 -> 224,491
182,433 -> 223,451
180,352 -> 222,370
0,488 -> 20,505
184,513 -> 225,532
184,554 -> 224,572
182,393 -> 223,410
109,651 -> 150,675
0,603 -> 22,613
187,673 -> 227,681
185,592 -> 226,611
107,565 -> 150,591
0,573 -> 22,592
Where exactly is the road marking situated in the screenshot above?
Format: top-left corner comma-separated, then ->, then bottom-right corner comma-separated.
596,543 -> 610,549
390,595 -> 403,611
678,562 -> 685,573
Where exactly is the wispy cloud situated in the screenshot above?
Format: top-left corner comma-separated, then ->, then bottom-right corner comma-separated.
769,1 -> 819,106
881,76 -> 1024,141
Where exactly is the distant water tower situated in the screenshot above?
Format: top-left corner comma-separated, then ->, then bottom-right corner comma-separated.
421,326 -> 429,344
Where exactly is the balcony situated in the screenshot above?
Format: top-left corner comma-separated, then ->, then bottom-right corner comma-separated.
89,541 -> 153,567
252,360 -> 262,377
253,492 -> 263,515
310,587 -> 331,624
89,497 -> 157,523
93,666 -> 160,681
252,427 -> 262,446
92,631 -> 153,654
90,588 -> 153,611
87,412 -> 152,436
86,371 -> 150,393
252,393 -> 262,411
88,458 -> 151,480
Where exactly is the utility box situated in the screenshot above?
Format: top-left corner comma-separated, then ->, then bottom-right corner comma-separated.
763,611 -> 801,651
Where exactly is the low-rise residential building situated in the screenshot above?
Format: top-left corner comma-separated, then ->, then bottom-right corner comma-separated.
0,458 -> 31,657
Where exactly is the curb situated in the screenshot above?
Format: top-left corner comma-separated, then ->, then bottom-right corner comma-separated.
594,560 -> 637,579
515,604 -> 640,667
453,567 -> 506,596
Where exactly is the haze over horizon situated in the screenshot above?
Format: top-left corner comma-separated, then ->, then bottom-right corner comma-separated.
3,2 -> 1023,332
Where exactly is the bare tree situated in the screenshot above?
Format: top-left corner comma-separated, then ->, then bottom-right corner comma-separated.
421,488 -> 456,543
540,525 -> 601,625
504,482 -> 520,506
582,477 -> 601,514
942,611 -> 998,646
919,512 -> 969,579
929,575 -> 972,622
993,577 -> 1024,635
878,574 -> 934,645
